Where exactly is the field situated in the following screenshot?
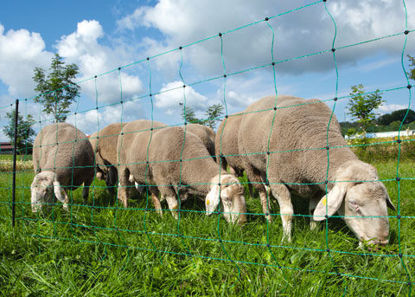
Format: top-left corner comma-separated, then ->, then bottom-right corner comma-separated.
0,154 -> 414,296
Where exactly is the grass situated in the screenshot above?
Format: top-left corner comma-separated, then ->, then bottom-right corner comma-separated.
0,157 -> 414,296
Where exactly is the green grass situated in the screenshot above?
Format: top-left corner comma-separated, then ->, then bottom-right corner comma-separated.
0,160 -> 414,296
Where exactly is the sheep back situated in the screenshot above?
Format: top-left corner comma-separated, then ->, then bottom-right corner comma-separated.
90,122 -> 123,167
215,113 -> 245,175
33,122 -> 94,189
148,126 -> 220,195
117,120 -> 166,183
239,95 -> 357,193
186,124 -> 216,158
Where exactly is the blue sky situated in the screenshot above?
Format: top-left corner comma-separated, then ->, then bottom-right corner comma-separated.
0,0 -> 414,140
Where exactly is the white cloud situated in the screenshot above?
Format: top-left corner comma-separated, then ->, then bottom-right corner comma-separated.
118,0 -> 415,76
377,103 -> 408,113
0,25 -> 53,98
155,81 -> 208,114
0,127 -> 8,142
357,57 -> 400,73
0,20 -> 145,106
56,20 -> 144,104
67,101 -> 146,135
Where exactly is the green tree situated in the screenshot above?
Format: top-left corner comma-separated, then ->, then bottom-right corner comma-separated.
204,104 -> 224,129
2,110 -> 36,154
33,54 -> 80,122
377,109 -> 415,125
181,105 -> 205,125
347,84 -> 384,133
181,104 -> 224,128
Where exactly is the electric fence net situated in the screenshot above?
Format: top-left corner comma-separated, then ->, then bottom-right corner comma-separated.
1,0 -> 414,294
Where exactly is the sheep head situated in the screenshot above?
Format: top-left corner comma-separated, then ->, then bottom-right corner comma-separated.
205,174 -> 247,224
31,171 -> 57,212
31,171 -> 66,212
313,160 -> 395,246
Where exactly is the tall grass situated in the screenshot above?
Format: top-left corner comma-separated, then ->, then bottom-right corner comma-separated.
0,160 -> 414,295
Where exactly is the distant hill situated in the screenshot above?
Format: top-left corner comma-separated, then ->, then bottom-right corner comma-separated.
340,109 -> 415,136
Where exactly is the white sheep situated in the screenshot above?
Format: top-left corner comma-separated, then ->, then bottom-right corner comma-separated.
122,122 -> 216,203
215,113 -> 272,222
117,120 -> 247,223
186,123 -> 216,159
31,123 -> 95,212
89,122 -> 123,194
238,95 -> 395,245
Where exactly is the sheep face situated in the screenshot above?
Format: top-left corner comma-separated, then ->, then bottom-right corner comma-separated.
206,174 -> 247,224
313,161 -> 395,245
30,171 -> 56,212
342,182 -> 393,245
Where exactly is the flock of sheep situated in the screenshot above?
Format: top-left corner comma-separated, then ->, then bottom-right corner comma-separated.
30,95 -> 396,246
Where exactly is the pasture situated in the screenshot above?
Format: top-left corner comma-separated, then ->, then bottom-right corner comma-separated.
0,155 -> 414,296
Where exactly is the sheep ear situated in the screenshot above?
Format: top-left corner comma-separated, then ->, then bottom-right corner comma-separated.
313,183 -> 347,221
205,185 -> 220,215
53,180 -> 65,203
386,194 -> 396,211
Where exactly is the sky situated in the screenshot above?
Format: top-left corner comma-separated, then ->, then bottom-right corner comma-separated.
0,0 -> 414,141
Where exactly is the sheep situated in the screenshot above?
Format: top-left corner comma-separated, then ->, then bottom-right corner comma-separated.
215,113 -> 272,222
89,123 -> 123,194
186,123 -> 216,160
238,95 -> 395,245
116,119 -> 167,208
31,122 -> 95,212
117,120 -> 247,223
116,121 -> 215,203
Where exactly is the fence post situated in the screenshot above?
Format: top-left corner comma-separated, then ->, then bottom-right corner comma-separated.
12,99 -> 19,227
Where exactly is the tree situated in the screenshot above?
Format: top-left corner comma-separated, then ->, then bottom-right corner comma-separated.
2,110 -> 36,154
181,106 -> 205,125
347,84 -> 384,133
181,104 -> 224,129
339,121 -> 361,136
33,54 -> 80,122
377,109 -> 415,126
204,104 -> 224,129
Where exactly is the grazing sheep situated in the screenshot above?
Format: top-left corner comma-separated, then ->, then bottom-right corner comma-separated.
120,122 -> 215,202
118,121 -> 247,223
186,123 -> 216,159
215,114 -> 244,176
216,114 -> 272,222
31,123 -> 95,212
116,119 -> 167,208
89,123 -> 124,194
238,95 -> 395,245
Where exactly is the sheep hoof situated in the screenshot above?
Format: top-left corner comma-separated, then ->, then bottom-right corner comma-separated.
281,234 -> 292,243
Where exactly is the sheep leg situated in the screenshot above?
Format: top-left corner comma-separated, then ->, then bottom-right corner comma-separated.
165,195 -> 179,219
106,166 -> 118,195
151,193 -> 163,217
117,167 -> 130,207
244,164 -> 272,222
82,174 -> 94,204
270,184 -> 293,242
259,190 -> 272,222
309,199 -> 319,230
62,190 -> 70,211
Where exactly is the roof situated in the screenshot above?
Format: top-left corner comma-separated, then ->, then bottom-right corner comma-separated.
0,142 -> 13,150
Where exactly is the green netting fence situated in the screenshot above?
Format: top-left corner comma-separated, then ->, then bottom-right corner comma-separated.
1,0 -> 414,295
